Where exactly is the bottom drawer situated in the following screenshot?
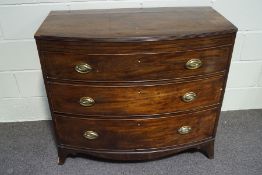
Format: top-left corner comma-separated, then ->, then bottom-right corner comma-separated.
55,108 -> 218,150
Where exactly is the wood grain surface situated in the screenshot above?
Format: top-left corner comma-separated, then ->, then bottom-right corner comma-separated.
35,7 -> 237,164
35,7 -> 237,42
48,76 -> 224,116
43,47 -> 230,82
55,108 -> 218,150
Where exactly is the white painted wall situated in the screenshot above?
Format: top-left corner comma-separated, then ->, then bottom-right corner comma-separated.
0,0 -> 262,122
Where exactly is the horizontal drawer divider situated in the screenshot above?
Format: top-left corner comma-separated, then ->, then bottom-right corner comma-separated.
52,104 -> 220,119
46,72 -> 226,87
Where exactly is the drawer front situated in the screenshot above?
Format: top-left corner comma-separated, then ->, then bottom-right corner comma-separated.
43,47 -> 230,82
49,76 -> 224,116
55,108 -> 217,150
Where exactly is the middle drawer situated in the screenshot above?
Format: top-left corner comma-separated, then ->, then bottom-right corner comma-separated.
48,76 -> 223,116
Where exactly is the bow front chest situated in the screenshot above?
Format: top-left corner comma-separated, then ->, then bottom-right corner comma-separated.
35,7 -> 237,165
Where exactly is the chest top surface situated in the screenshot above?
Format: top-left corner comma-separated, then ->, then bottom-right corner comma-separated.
35,7 -> 237,42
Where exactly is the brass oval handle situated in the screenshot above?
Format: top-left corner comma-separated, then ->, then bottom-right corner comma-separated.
79,97 -> 95,107
178,126 -> 192,135
75,63 -> 92,73
186,59 -> 202,69
83,131 -> 99,140
182,92 -> 197,102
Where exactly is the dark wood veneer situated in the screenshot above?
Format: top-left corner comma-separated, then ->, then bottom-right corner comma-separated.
36,34 -> 234,54
35,7 -> 237,165
55,108 -> 217,150
43,47 -> 230,82
49,76 -> 224,116
35,7 -> 236,41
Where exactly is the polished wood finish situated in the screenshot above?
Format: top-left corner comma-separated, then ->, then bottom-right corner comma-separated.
57,139 -> 215,161
49,76 -> 223,116
43,47 -> 230,82
36,34 -> 234,54
55,108 -> 217,150
35,7 -> 236,41
35,7 -> 237,165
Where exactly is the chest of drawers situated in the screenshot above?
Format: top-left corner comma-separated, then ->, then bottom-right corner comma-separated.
35,7 -> 237,165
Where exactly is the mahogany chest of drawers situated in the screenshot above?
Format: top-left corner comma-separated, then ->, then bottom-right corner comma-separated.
35,7 -> 237,165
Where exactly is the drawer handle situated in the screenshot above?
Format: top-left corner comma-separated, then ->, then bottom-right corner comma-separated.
182,92 -> 197,102
178,126 -> 192,135
83,131 -> 99,140
75,63 -> 92,73
79,97 -> 95,107
186,59 -> 202,69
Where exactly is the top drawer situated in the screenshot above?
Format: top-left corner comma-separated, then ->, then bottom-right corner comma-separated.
42,47 -> 231,82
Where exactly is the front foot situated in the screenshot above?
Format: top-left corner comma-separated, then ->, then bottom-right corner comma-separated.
198,140 -> 214,159
57,147 -> 68,165
58,157 -> 66,165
